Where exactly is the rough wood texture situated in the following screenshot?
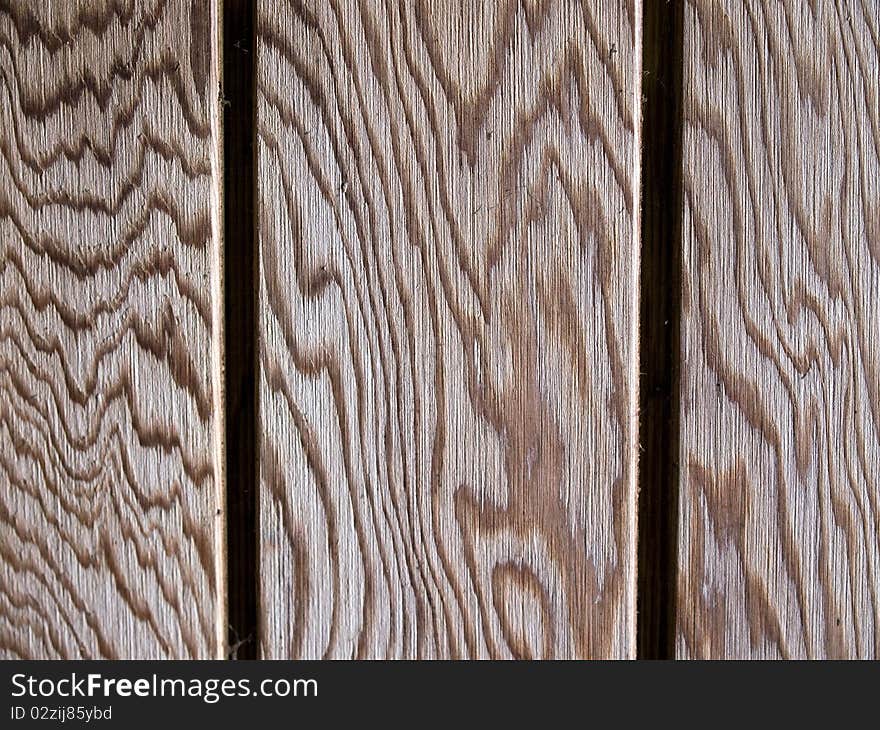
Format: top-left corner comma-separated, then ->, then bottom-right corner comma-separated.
257,0 -> 641,658
0,0 -> 224,658
677,0 -> 880,658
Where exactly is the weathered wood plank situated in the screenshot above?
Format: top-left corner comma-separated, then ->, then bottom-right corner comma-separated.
257,0 -> 642,658
0,0 -> 225,658
677,0 -> 880,658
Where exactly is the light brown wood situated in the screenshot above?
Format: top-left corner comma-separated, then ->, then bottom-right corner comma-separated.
677,0 -> 880,658
257,0 -> 642,658
0,0 -> 225,658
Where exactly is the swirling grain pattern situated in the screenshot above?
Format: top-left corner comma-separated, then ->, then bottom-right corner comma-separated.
0,0 -> 224,658
257,0 -> 641,658
678,0 -> 880,658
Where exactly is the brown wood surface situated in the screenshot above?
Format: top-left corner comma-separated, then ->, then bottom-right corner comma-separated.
0,0 -> 225,658
257,0 -> 642,658
677,0 -> 880,658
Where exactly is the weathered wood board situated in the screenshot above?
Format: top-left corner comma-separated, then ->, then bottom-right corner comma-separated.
257,0 -> 642,658
0,0 -> 225,658
677,0 -> 880,658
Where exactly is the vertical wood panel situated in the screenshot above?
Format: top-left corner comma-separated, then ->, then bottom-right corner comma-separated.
257,0 -> 642,658
678,0 -> 880,658
0,0 -> 224,658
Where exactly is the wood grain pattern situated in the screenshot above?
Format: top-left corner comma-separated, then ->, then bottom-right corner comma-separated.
677,0 -> 880,658
257,0 -> 641,658
0,0 -> 224,658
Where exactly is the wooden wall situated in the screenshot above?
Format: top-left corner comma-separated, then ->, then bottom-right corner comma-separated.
0,0 -> 877,660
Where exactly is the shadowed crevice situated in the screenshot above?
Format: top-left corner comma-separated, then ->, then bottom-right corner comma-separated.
637,0 -> 685,660
223,0 -> 258,660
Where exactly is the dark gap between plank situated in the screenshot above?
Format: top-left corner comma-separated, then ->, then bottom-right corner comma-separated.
637,0 -> 685,660
223,0 -> 258,660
